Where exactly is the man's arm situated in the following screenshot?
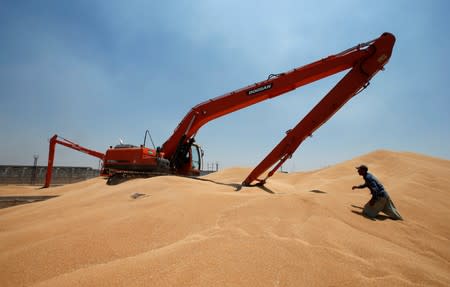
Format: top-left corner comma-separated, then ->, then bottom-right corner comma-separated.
352,183 -> 367,190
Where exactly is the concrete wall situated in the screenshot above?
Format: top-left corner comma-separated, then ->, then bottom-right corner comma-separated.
0,165 -> 100,185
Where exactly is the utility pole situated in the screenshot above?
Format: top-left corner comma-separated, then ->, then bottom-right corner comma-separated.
31,154 -> 39,185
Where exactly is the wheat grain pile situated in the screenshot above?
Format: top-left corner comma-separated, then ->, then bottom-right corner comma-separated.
1,150 -> 449,286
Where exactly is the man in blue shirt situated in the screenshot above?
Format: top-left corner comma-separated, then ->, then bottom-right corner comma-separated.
352,165 -> 403,220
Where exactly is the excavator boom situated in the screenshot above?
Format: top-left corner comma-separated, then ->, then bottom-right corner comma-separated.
162,33 -> 395,185
162,44 -> 367,159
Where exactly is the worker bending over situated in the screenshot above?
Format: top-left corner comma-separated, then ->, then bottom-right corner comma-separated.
352,165 -> 403,220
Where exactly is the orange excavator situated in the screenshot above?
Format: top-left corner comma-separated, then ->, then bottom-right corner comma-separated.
44,32 -> 395,187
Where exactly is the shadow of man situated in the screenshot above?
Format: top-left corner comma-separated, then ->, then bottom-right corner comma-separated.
350,206 -> 390,221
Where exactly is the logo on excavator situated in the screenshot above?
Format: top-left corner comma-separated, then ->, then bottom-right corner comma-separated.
247,84 -> 272,95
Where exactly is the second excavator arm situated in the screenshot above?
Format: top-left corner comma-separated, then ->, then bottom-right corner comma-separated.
44,135 -> 105,187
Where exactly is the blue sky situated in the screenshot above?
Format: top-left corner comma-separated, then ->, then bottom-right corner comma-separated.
1,1 -> 449,171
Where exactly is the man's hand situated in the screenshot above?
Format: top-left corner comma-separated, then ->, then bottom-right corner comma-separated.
352,186 -> 358,190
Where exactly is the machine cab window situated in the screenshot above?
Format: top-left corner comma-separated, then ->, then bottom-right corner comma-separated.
191,144 -> 202,171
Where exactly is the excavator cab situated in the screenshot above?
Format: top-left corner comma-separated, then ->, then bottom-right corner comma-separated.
172,139 -> 203,176
190,143 -> 203,173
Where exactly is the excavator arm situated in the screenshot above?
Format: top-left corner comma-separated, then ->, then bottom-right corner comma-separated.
161,33 -> 395,184
44,135 -> 104,187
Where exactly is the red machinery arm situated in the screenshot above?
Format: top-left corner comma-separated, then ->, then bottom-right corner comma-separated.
44,135 -> 105,188
162,33 -> 395,184
162,41 -> 369,159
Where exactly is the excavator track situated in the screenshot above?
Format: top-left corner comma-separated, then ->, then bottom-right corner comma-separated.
105,170 -> 170,185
